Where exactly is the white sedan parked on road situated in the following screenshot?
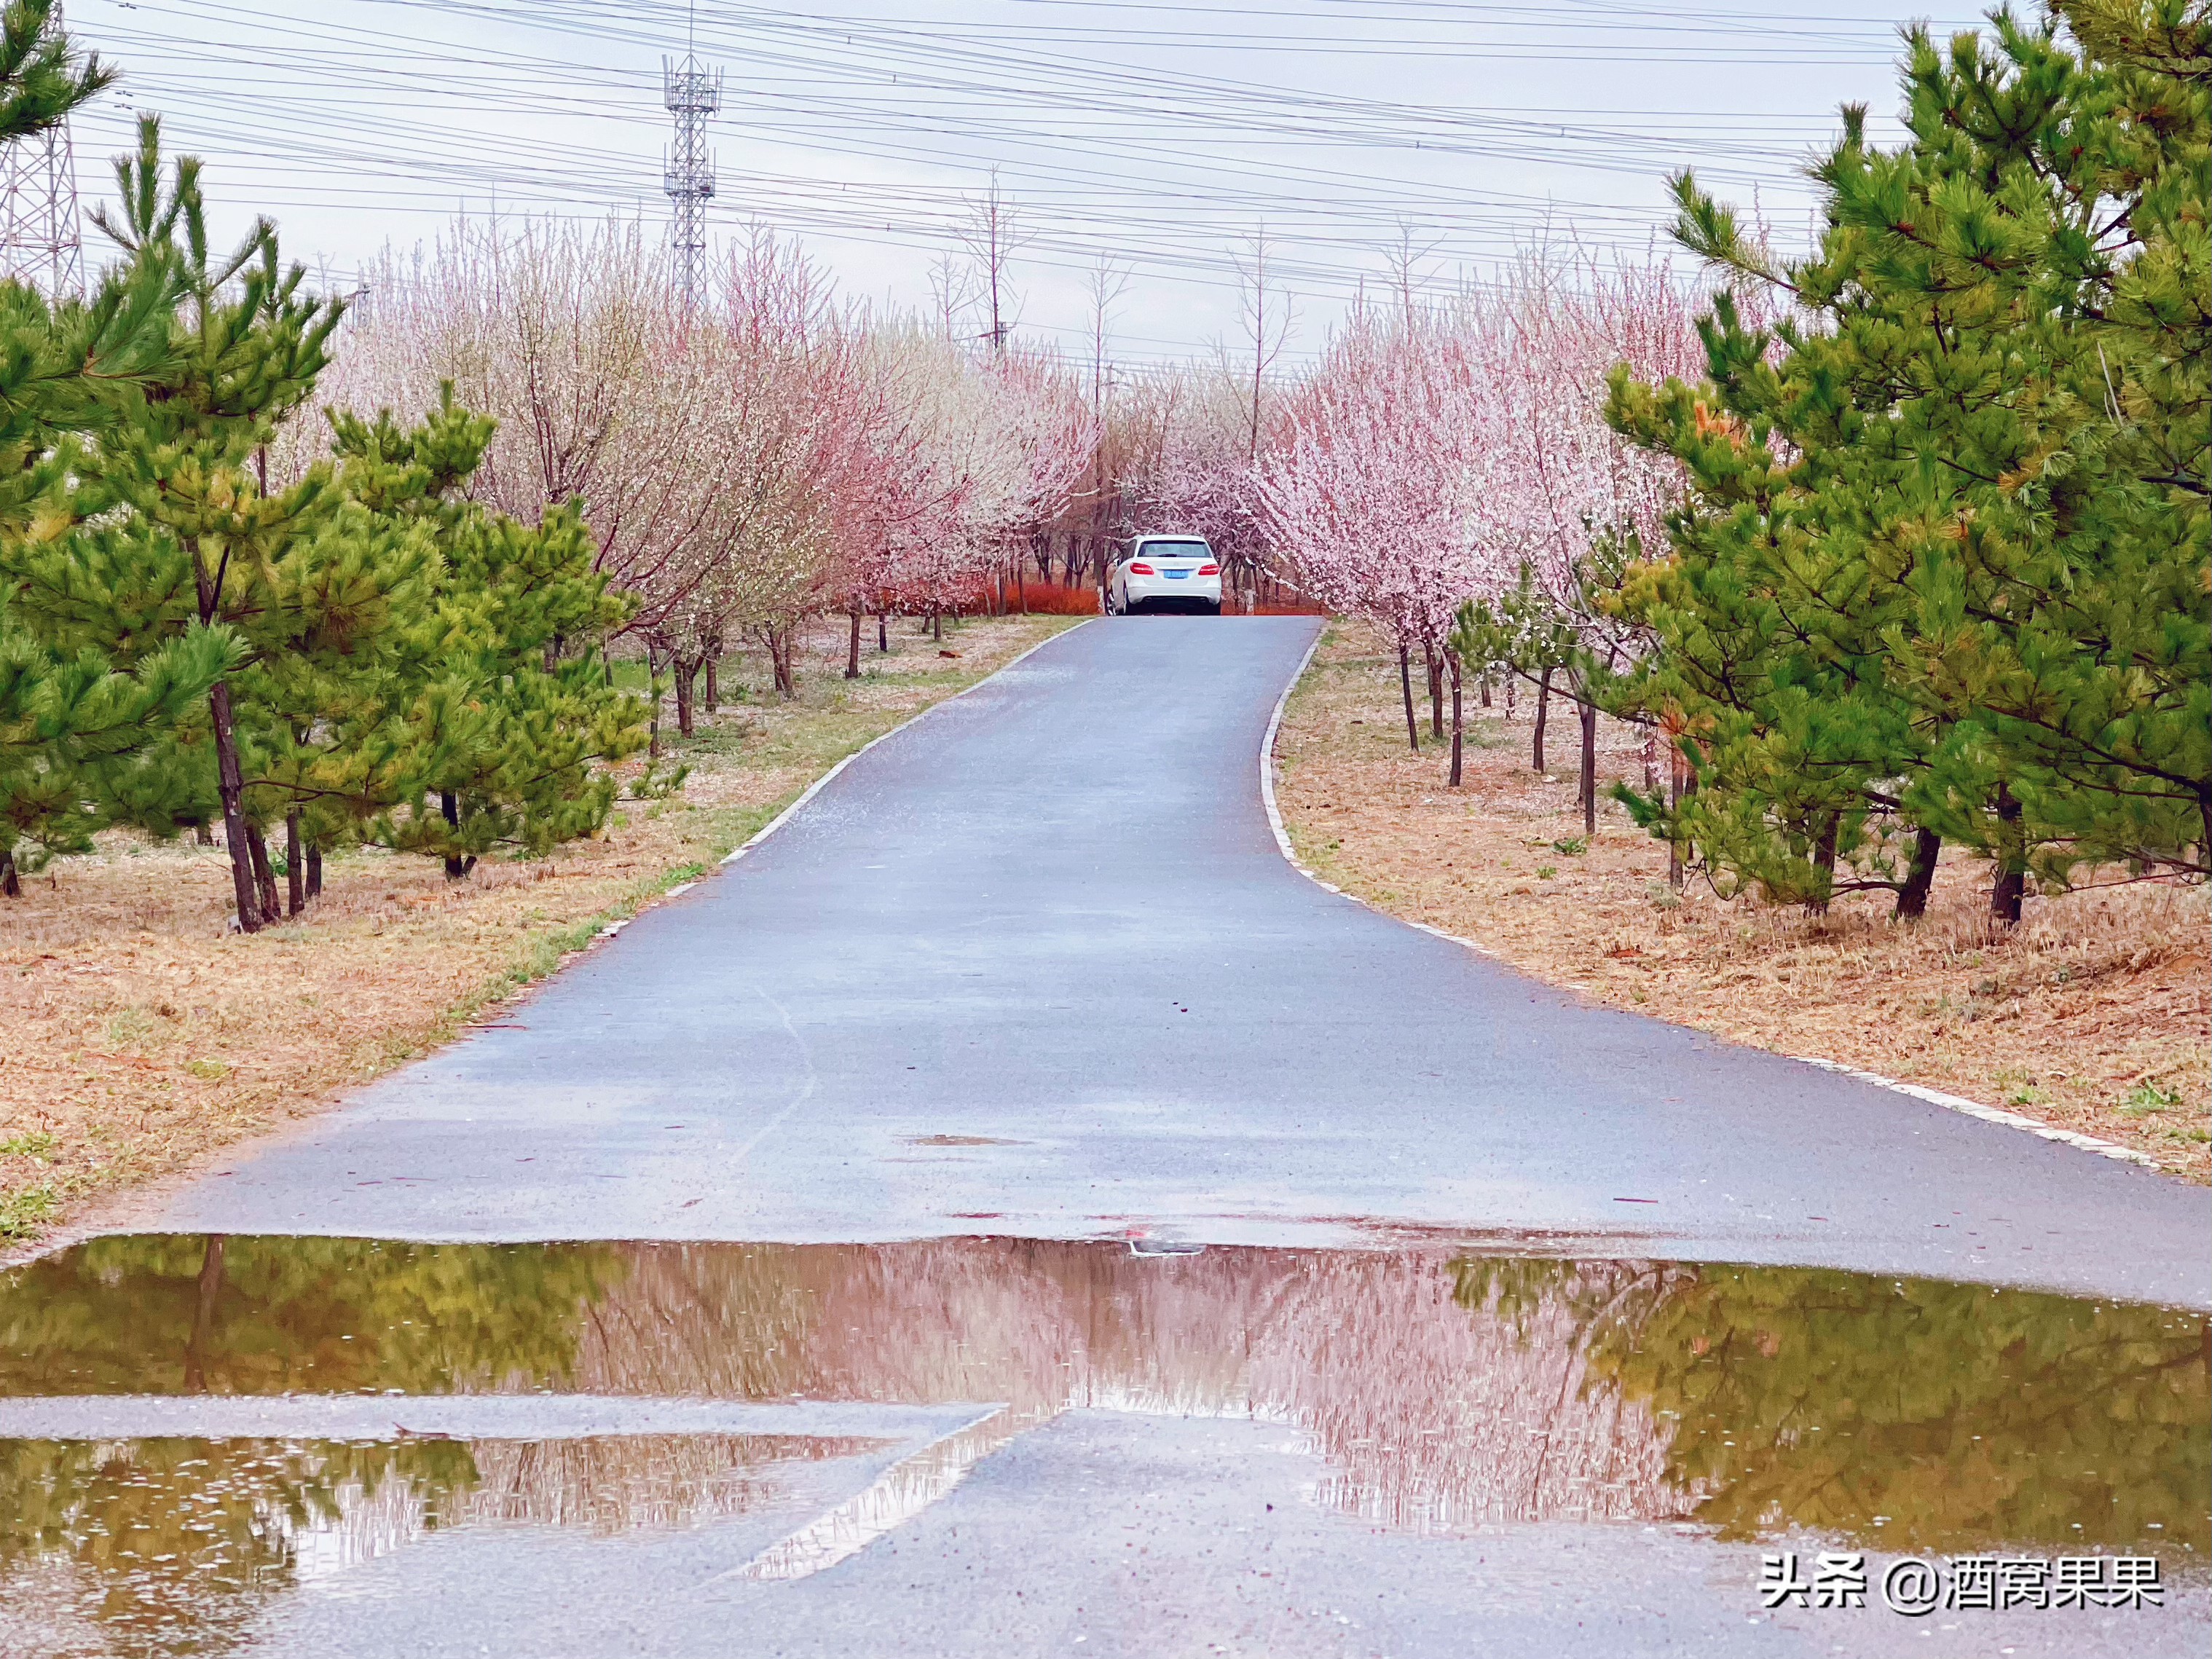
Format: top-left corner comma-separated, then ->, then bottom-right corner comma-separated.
1107,536 -> 1222,615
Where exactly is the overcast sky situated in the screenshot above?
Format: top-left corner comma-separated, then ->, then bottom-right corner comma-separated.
68,0 -> 1987,364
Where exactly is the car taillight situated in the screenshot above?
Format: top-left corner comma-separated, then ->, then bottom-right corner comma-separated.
1129,562 -> 1156,575
1198,563 -> 1220,575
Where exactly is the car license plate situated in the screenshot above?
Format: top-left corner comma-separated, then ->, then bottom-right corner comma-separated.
1165,570 -> 1189,580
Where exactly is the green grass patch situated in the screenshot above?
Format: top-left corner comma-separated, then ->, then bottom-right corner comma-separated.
0,1184 -> 59,1241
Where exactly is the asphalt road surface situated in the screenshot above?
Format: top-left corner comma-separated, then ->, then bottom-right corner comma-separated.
144,616 -> 2206,1306
45,615 -> 2201,1659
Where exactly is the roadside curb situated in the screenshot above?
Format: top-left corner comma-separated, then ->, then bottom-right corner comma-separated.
1789,1057 -> 2158,1167
1258,628 -> 1496,969
1255,628 -> 2164,1176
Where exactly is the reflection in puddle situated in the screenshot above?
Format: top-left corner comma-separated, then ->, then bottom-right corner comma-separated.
727,1405 -> 1048,1585
1,1432 -> 875,1658
1,1236 -> 2204,1652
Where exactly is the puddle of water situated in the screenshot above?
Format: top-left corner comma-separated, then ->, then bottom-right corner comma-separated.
1,1236 -> 2203,1651
0,1431 -> 877,1658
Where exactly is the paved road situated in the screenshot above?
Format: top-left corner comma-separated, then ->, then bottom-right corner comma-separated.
143,616 -> 2206,1305
28,617 -> 2208,1658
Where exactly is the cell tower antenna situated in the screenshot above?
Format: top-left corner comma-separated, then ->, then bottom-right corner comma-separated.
0,0 -> 86,296
662,1 -> 721,312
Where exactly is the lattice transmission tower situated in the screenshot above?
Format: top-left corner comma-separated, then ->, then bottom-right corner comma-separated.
662,17 -> 721,313
0,1 -> 85,296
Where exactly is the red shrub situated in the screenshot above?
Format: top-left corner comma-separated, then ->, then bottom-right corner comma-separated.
1010,583 -> 1103,615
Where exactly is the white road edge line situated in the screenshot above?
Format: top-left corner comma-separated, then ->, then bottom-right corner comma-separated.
1255,625 -> 2162,1173
720,618 -> 1095,868
1258,626 -> 1497,964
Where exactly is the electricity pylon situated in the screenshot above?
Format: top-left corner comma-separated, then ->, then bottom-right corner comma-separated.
662,16 -> 721,314
0,1 -> 85,296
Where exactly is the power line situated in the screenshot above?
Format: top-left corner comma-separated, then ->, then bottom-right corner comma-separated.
66,0 -> 1911,353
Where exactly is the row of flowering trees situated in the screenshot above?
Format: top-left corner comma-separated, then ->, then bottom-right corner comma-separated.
1255,250 -> 1710,813
312,221 -> 1101,739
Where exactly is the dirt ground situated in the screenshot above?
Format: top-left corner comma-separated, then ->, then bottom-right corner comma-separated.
1273,623 -> 2211,1181
0,614 -> 1082,1242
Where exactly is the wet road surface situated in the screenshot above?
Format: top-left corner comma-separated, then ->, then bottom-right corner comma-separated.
22,617 -> 2211,1656
137,618 -> 2209,1305
2,1236 -> 2205,1656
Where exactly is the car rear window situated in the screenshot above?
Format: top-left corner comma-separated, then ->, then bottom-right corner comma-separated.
1135,542 -> 1210,560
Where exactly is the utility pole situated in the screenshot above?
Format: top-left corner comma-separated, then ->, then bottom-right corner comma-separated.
0,1 -> 84,296
661,7 -> 720,313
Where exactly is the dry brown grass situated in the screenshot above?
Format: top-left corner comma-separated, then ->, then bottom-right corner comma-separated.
0,615 -> 1083,1241
1275,623 -> 2211,1180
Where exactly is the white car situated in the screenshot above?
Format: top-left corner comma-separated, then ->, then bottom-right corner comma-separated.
1107,536 -> 1222,615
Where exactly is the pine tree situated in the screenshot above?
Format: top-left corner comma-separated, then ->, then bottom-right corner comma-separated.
1607,1 -> 2209,918
4,117 -> 347,927
327,387 -> 647,878
0,4 -> 228,897
1602,302 -> 1945,913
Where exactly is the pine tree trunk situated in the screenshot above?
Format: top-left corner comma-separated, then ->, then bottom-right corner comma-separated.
1578,698 -> 1599,835
193,548 -> 263,933
1676,760 -> 1700,888
307,840 -> 323,900
1422,638 -> 1444,739
1398,642 -> 1420,753
1894,826 -> 1940,920
846,610 -> 862,679
0,848 -> 17,899
1990,783 -> 2026,923
286,809 -> 304,917
1667,744 -> 1685,891
1447,653 -> 1464,788
208,681 -> 264,932
1532,667 -> 1552,772
1806,814 -> 1838,915
1479,675 -> 1492,710
245,820 -> 280,921
674,655 -> 696,736
440,790 -> 476,881
194,822 -> 213,846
